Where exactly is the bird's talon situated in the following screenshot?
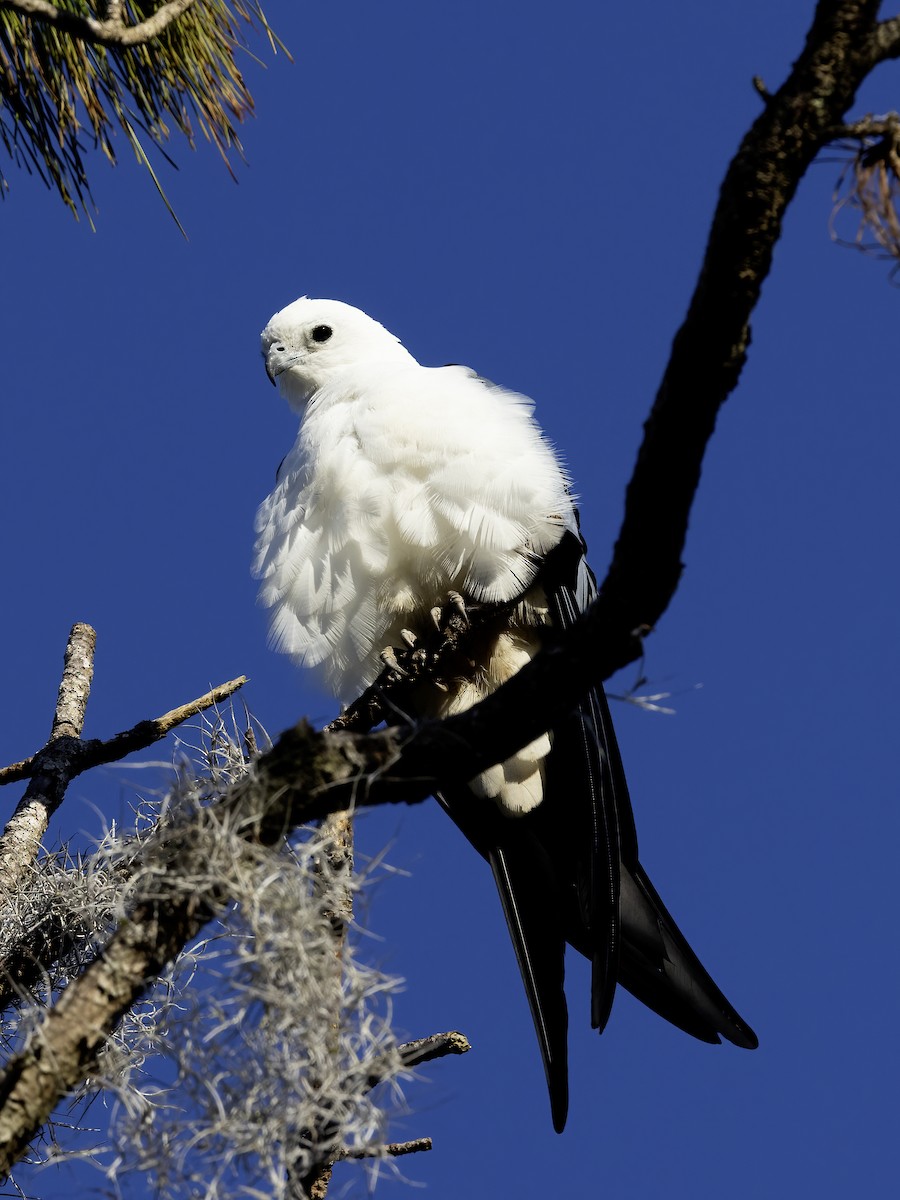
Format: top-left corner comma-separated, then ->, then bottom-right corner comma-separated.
379,647 -> 409,676
447,590 -> 469,625
400,628 -> 417,648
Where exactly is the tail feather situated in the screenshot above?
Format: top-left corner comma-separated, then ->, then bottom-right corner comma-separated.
436,786 -> 570,1131
618,863 -> 759,1049
489,841 -> 569,1132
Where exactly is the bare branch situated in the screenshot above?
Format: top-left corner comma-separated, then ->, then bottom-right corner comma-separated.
0,623 -> 96,893
357,1030 -> 472,1097
383,1137 -> 432,1157
340,1137 -> 432,1160
0,674 -> 249,788
871,13 -> 900,62
0,653 -> 248,1014
49,621 -> 95,740
0,0 -> 199,48
595,0 -> 893,677
0,569 -> 640,1178
0,622 -> 246,1012
832,113 -> 900,140
80,675 -> 250,770
398,1030 -> 472,1069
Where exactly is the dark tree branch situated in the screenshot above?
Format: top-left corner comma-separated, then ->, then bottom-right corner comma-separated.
595,0 -> 895,678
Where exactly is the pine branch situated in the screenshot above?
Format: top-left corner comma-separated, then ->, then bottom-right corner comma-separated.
0,0 -> 199,47
0,1 -> 285,216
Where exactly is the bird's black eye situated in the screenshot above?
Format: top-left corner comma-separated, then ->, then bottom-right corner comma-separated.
311,325 -> 333,343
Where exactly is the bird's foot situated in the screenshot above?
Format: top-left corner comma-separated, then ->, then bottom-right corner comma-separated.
447,590 -> 469,625
431,590 -> 470,633
379,633 -> 431,682
376,594 -> 479,696
379,646 -> 410,677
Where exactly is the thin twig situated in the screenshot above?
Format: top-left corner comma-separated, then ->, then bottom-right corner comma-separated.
358,1030 -> 472,1096
398,1030 -> 472,1069
308,1136 -> 434,1196
0,0 -> 199,48
0,676 -> 249,787
340,1137 -> 432,1160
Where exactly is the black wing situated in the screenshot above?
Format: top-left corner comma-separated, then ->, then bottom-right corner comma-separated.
437,526 -> 756,1133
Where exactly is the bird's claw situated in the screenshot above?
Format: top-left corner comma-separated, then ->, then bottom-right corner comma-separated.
431,591 -> 470,634
447,590 -> 469,625
379,646 -> 409,677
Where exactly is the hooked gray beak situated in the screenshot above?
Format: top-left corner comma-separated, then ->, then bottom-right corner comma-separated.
264,343 -> 305,386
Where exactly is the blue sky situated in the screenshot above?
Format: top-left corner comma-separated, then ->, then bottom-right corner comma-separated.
2,2 -> 898,1197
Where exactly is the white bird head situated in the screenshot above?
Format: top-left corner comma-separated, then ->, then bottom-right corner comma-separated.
261,297 -> 415,411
